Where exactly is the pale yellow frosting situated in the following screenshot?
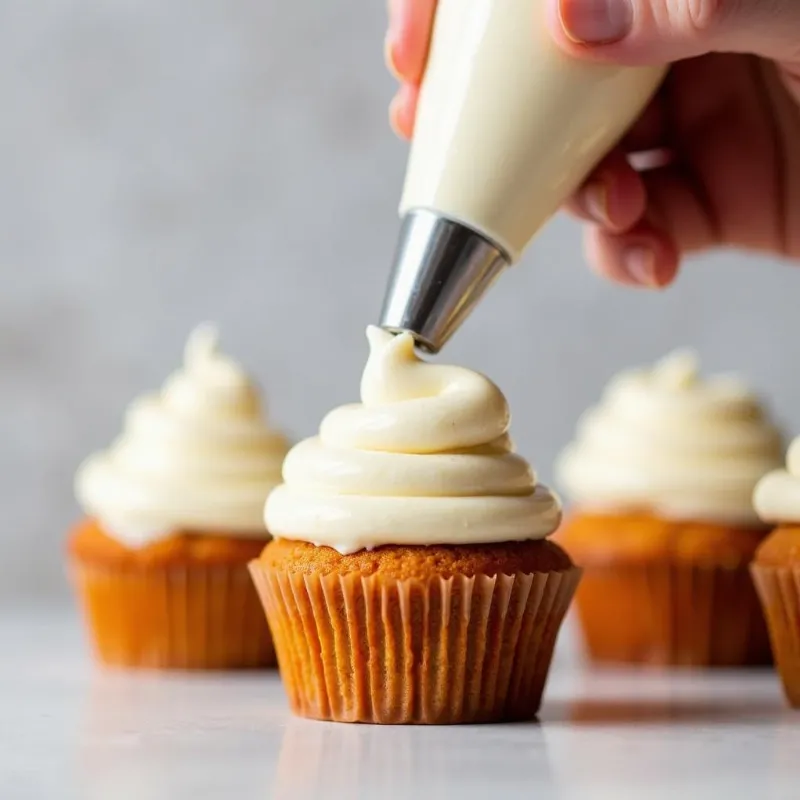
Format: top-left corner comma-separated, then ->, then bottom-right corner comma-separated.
556,351 -> 783,525
265,327 -> 561,553
76,325 -> 290,546
753,437 -> 800,523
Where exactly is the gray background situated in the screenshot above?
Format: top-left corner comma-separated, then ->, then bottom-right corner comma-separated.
2,1 -> 797,604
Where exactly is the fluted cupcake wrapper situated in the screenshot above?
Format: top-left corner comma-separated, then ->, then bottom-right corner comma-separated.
574,563 -> 771,667
751,565 -> 800,707
249,563 -> 580,724
70,561 -> 276,670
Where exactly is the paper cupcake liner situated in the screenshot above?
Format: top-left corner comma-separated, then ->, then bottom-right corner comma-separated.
574,563 -> 771,667
250,563 -> 580,724
751,564 -> 800,707
70,561 -> 275,669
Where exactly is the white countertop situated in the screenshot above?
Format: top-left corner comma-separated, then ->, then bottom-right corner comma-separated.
3,608 -> 798,799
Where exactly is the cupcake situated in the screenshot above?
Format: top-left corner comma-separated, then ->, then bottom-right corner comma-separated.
69,325 -> 290,669
555,351 -> 783,667
752,439 -> 800,706
250,327 -> 579,724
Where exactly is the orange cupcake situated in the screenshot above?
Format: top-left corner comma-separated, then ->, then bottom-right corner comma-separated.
250,327 -> 579,724
752,439 -> 800,706
69,325 -> 290,669
555,351 -> 783,667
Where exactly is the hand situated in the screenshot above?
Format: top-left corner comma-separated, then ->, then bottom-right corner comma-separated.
385,0 -> 800,288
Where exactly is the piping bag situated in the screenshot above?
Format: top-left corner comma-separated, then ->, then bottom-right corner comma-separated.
378,0 -> 665,353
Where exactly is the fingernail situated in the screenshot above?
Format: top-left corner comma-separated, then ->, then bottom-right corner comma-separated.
584,183 -> 609,224
624,245 -> 658,286
559,0 -> 633,44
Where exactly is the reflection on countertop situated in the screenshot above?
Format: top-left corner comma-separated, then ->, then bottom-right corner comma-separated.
1,609 -> 796,800
272,716 -> 554,800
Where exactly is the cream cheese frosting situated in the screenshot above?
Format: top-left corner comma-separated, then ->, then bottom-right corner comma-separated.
556,351 -> 783,525
76,325 -> 290,546
753,437 -> 800,523
264,326 -> 561,554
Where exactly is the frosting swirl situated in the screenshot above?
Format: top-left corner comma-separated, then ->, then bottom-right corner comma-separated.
556,351 -> 783,525
76,325 -> 290,546
753,437 -> 800,523
265,327 -> 561,553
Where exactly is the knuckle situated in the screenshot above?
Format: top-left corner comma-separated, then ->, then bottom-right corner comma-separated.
659,0 -> 728,35
687,0 -> 725,30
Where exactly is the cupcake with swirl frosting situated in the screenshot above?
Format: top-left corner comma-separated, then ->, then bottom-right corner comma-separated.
556,351 -> 783,667
68,325 -> 290,669
752,438 -> 800,706
249,327 -> 580,724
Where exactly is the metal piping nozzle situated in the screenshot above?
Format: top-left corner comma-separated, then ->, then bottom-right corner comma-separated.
378,209 -> 510,353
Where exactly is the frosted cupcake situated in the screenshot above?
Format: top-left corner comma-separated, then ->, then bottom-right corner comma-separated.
556,351 -> 782,667
752,438 -> 800,705
250,327 -> 580,724
68,326 -> 290,669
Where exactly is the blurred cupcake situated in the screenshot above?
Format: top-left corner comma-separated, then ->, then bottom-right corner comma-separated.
556,351 -> 782,667
68,325 -> 290,669
752,439 -> 800,706
250,327 -> 579,724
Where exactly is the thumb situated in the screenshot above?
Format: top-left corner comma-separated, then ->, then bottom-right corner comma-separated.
550,0 -> 800,64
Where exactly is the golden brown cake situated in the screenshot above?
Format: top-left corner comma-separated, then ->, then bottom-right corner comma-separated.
69,326 -> 289,669
251,328 -> 579,723
252,539 -> 576,723
69,519 -> 271,669
555,351 -> 783,667
558,513 -> 770,666
752,443 -> 800,706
